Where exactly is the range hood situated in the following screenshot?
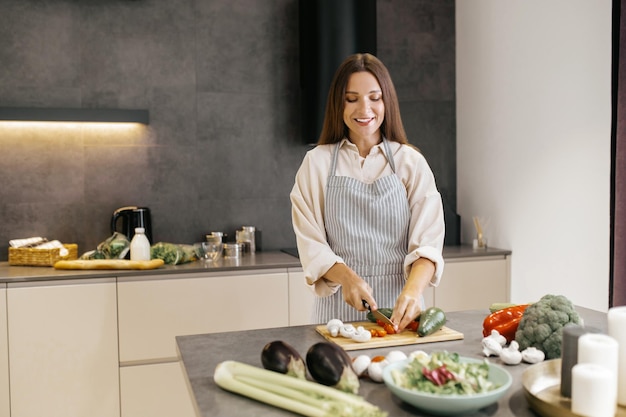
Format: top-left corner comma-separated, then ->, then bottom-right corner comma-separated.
299,0 -> 377,144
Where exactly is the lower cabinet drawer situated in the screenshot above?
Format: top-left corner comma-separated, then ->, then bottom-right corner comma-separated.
435,257 -> 510,311
120,362 -> 196,417
117,271 -> 290,363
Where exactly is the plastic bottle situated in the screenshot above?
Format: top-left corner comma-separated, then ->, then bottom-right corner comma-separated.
130,227 -> 151,261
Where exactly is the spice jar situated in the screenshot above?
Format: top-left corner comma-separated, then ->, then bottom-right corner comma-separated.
236,226 -> 256,253
223,243 -> 243,259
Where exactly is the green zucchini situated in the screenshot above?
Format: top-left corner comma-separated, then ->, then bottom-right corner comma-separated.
366,308 -> 393,323
417,307 -> 447,337
488,302 -> 517,313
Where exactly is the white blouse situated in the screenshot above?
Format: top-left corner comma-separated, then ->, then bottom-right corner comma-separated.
290,138 -> 445,297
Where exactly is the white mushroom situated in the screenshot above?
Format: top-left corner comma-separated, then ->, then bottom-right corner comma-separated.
408,350 -> 430,364
386,350 -> 408,364
481,335 -> 503,357
521,347 -> 545,364
487,329 -> 507,346
339,323 -> 356,338
351,354 -> 371,377
351,326 -> 372,343
367,359 -> 388,383
500,340 -> 523,365
326,319 -> 344,337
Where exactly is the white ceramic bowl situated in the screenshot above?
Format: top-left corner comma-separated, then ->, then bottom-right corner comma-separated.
382,356 -> 513,416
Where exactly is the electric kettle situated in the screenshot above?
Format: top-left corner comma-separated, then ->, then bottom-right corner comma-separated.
111,206 -> 153,243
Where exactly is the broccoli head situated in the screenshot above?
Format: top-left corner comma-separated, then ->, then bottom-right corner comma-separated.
514,294 -> 583,359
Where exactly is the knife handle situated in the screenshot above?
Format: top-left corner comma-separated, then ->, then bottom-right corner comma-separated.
362,299 -> 372,311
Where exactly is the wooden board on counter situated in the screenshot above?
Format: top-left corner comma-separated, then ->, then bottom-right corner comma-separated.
54,259 -> 165,270
315,321 -> 464,351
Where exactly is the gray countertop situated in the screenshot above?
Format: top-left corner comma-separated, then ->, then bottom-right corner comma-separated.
0,251 -> 302,283
0,245 -> 511,284
176,307 -> 606,417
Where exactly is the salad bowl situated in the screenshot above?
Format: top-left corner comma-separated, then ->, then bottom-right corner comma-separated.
382,355 -> 513,416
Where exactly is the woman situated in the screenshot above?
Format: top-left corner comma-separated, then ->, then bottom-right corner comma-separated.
290,53 -> 445,331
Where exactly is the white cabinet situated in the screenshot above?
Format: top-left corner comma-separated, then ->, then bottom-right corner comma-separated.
422,283 -> 435,308
435,256 -> 510,311
288,268 -> 315,325
7,278 -> 119,417
117,269 -> 290,417
120,362 -> 197,417
0,286 -> 8,417
118,269 -> 289,363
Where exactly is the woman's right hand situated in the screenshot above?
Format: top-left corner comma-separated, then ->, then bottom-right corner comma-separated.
323,263 -> 374,311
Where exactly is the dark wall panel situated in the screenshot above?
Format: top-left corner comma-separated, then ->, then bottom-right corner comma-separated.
0,0 -> 455,260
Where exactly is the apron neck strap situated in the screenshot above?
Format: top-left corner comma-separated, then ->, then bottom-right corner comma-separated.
329,137 -> 396,176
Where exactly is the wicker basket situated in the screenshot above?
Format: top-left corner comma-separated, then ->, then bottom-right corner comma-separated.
8,243 -> 78,267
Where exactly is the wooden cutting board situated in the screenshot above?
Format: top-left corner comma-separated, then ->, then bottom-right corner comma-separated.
54,259 -> 165,270
315,321 -> 464,351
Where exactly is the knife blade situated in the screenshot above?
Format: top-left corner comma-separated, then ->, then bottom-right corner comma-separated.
362,299 -> 395,327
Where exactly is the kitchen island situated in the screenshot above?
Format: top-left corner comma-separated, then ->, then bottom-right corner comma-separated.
176,307 -> 608,417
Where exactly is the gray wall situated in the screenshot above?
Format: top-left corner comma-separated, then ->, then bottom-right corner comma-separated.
0,0 -> 455,260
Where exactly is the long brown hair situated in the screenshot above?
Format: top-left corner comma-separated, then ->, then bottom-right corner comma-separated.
317,53 -> 408,145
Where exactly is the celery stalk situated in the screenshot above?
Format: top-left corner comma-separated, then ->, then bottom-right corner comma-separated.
214,360 -> 388,417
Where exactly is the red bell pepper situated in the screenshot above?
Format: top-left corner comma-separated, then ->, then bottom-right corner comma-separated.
482,304 -> 530,343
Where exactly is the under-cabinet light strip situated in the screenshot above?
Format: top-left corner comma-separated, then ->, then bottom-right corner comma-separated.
0,107 -> 149,124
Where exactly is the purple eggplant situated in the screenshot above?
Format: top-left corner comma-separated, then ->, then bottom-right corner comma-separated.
305,342 -> 360,394
261,340 -> 306,379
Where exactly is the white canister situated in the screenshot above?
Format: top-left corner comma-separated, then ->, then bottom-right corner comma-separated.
576,332 -> 619,412
572,363 -> 617,417
608,306 -> 626,406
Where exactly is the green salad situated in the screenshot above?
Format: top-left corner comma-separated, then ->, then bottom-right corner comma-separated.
391,351 -> 500,395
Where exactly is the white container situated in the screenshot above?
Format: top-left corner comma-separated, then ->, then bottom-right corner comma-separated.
130,227 -> 151,261
572,363 -> 616,417
608,306 -> 626,406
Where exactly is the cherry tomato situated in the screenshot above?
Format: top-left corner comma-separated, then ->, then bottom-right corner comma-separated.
383,323 -> 396,335
371,355 -> 387,362
376,329 -> 387,337
407,321 -> 419,331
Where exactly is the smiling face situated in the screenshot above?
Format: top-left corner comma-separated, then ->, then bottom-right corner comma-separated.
343,71 -> 385,144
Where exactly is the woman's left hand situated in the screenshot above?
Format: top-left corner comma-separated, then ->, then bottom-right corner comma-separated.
392,258 -> 436,331
391,291 -> 423,332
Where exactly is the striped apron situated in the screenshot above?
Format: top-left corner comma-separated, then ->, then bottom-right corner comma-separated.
313,138 -> 410,323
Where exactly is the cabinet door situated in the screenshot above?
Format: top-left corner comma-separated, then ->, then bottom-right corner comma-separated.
120,362 -> 196,417
8,279 -> 119,417
422,284 -> 435,309
0,287 -> 8,417
435,257 -> 510,311
118,271 -> 289,363
288,269 -> 315,325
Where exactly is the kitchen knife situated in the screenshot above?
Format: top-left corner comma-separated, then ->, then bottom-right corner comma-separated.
362,300 -> 395,327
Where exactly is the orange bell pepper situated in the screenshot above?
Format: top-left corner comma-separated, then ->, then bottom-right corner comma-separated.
482,304 -> 530,343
